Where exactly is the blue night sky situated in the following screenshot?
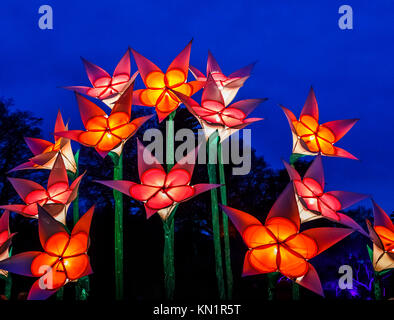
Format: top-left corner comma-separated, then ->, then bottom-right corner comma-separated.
0,1 -> 393,211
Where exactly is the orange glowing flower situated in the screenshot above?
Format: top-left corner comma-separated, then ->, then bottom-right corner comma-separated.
0,205 -> 94,300
56,82 -> 153,158
283,155 -> 369,235
96,140 -> 219,220
9,111 -> 77,173
281,87 -> 358,159
1,155 -> 83,224
131,41 -> 204,122
64,50 -> 137,107
173,74 -> 265,141
189,51 -> 255,106
221,184 -> 353,296
366,201 -> 394,272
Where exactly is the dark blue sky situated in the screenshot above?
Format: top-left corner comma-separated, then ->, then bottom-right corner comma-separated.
1,1 -> 393,211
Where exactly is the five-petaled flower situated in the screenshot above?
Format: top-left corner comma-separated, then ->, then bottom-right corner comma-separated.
220,183 -> 353,296
189,51 -> 255,106
64,50 -> 137,107
280,87 -> 358,159
131,41 -> 204,122
173,75 -> 266,142
366,201 -> 394,272
9,111 -> 77,173
0,205 -> 94,300
96,140 -> 219,220
56,82 -> 153,158
283,155 -> 369,235
1,155 -> 84,224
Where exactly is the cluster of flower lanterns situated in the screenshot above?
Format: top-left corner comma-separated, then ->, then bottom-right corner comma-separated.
0,41 -> 391,300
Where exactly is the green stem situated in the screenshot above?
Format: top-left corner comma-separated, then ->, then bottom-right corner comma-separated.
292,282 -> 300,300
374,273 -> 382,300
207,132 -> 226,300
218,141 -> 233,299
267,273 -> 278,301
163,110 -> 176,300
56,287 -> 64,300
109,152 -> 124,300
163,217 -> 175,300
4,273 -> 11,300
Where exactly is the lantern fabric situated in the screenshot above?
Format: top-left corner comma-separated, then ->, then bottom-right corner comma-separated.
0,205 -> 94,300
56,82 -> 153,158
9,111 -> 77,173
64,50 -> 137,107
131,41 -> 204,122
96,139 -> 219,220
189,51 -> 255,106
280,87 -> 358,159
366,201 -> 394,272
173,75 -> 266,141
221,183 -> 353,296
0,211 -> 16,277
283,155 -> 369,235
1,155 -> 83,223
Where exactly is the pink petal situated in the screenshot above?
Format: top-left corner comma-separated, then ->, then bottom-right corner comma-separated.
302,227 -> 353,255
130,48 -> 162,86
165,186 -> 194,202
24,137 -> 53,156
113,49 -> 131,78
321,119 -> 358,142
74,93 -> 107,128
304,155 -> 325,188
137,139 -> 165,180
81,57 -> 110,86
326,191 -> 369,210
219,205 -> 262,236
296,263 -> 324,296
167,40 -> 192,76
130,184 -> 160,201
300,87 -> 319,121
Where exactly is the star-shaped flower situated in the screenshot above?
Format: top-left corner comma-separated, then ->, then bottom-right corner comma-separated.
64,49 -> 137,107
173,74 -> 266,141
220,183 -> 353,296
1,155 -> 84,223
189,51 -> 255,106
366,201 -> 394,272
9,111 -> 77,173
96,140 -> 219,220
280,87 -> 358,159
284,155 -> 369,235
56,82 -> 153,158
0,205 -> 94,300
131,41 -> 204,122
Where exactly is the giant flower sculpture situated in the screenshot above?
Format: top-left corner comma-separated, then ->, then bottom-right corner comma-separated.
220,184 -> 353,296
64,50 -> 137,107
283,155 -> 369,235
280,87 -> 358,159
173,75 -> 266,142
366,201 -> 394,272
0,205 -> 94,300
56,82 -> 152,158
10,111 -> 76,173
0,211 -> 16,277
1,155 -> 83,224
96,140 -> 219,220
131,41 -> 204,122
189,51 -> 255,106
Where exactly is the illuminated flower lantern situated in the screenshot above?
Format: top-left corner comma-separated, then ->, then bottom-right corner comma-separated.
0,205 -> 94,300
281,87 -> 358,159
64,50 -> 137,107
0,211 -> 16,277
189,51 -> 255,106
56,82 -> 153,158
283,155 -> 369,235
96,140 -> 219,220
131,41 -> 204,122
220,184 -> 353,296
366,201 -> 394,272
173,75 -> 266,141
9,111 -> 76,173
1,155 -> 83,224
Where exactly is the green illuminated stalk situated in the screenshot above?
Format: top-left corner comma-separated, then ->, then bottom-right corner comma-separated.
207,131 -> 226,300
217,141 -> 233,299
374,273 -> 382,300
267,272 -> 278,300
4,273 -> 11,300
163,110 -> 176,300
109,151 -> 124,300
